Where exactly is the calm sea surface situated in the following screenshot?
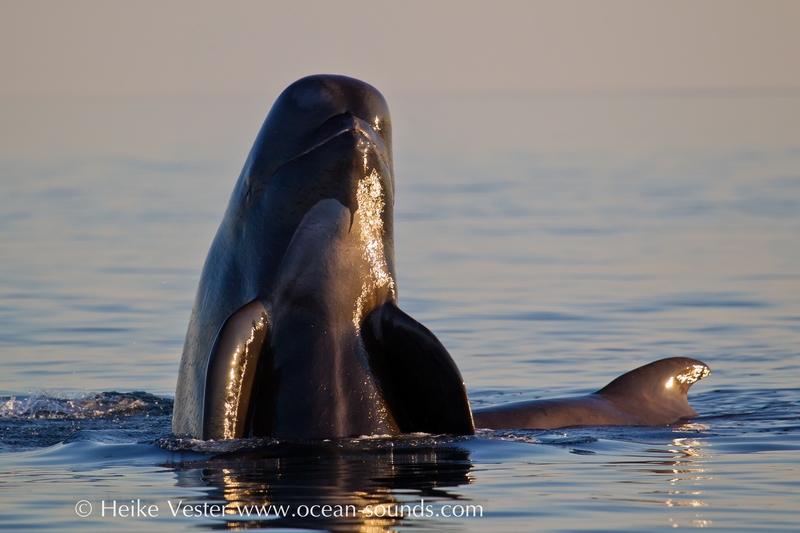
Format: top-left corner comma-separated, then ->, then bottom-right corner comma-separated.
1,92 -> 798,531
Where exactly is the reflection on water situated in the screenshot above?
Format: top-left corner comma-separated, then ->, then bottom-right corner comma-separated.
168,439 -> 474,531
603,437 -> 714,511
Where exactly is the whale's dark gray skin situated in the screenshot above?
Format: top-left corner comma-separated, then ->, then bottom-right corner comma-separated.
472,357 -> 710,430
172,75 -> 474,440
173,75 -> 711,441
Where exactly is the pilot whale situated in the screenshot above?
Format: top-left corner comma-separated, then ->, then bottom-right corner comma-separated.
172,75 -> 710,440
173,74 -> 474,439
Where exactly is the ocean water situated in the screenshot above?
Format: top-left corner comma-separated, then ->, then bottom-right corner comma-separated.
1,91 -> 799,531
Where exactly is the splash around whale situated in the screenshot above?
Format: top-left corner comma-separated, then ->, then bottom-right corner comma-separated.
172,74 -> 710,440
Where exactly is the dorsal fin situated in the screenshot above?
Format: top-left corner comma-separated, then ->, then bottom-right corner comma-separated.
596,357 -> 711,424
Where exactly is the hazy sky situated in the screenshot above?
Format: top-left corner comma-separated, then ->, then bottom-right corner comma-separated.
2,0 -> 800,98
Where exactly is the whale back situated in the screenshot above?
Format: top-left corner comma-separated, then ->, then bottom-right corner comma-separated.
472,357 -> 711,430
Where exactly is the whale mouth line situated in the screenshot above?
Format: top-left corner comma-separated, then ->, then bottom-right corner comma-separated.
275,113 -> 390,175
